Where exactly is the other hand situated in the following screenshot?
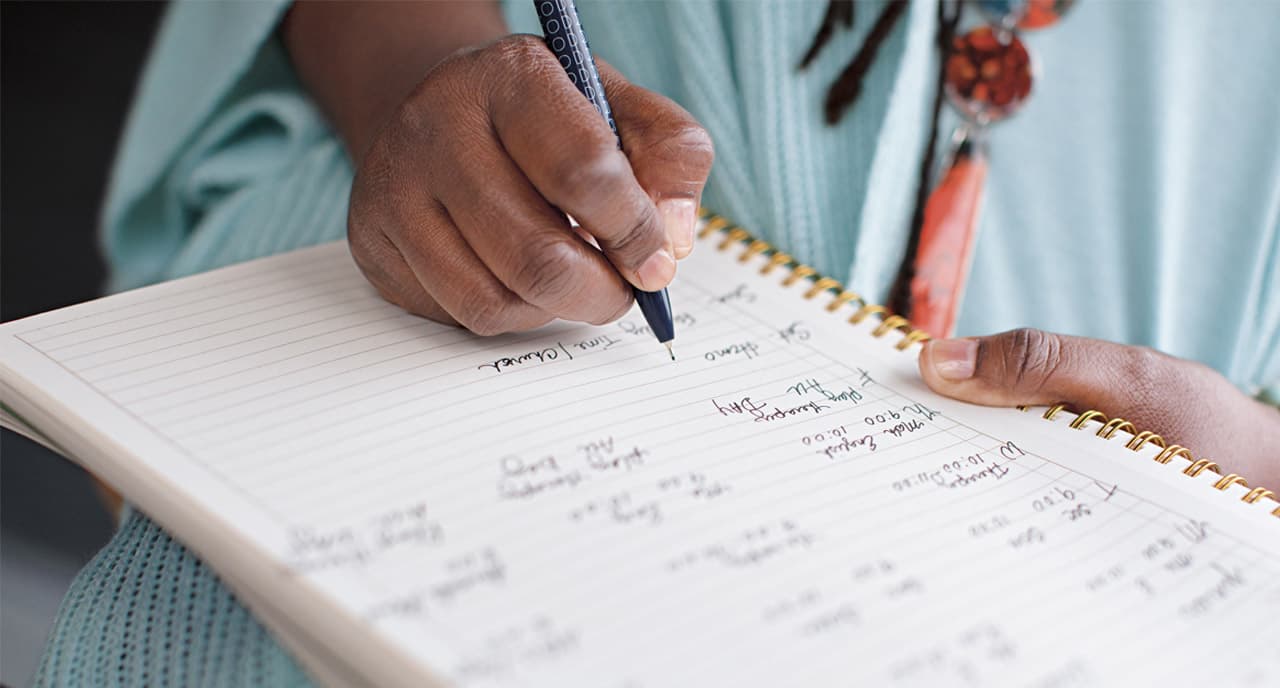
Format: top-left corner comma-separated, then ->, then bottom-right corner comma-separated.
919,328 -> 1280,490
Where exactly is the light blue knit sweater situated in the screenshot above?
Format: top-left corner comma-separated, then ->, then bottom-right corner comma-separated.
37,1 -> 1280,685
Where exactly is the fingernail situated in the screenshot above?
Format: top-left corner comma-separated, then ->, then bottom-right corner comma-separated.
931,338 -> 978,381
636,249 -> 676,291
660,198 -> 697,259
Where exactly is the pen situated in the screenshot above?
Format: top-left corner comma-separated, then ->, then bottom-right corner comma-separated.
533,0 -> 677,360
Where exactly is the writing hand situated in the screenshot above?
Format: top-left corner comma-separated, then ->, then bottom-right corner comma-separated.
919,329 -> 1280,489
345,35 -> 713,334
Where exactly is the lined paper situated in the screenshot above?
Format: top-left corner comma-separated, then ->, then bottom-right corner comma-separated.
3,233 -> 1278,687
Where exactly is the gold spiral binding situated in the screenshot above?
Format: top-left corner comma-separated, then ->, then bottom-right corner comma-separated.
1069,410 -> 1106,429
1242,487 -> 1275,504
782,264 -> 818,287
826,290 -> 861,312
1213,474 -> 1249,491
1182,459 -> 1220,477
718,227 -> 751,251
1098,418 -> 1136,439
761,252 -> 792,275
739,239 -> 771,263
1125,431 -> 1165,451
805,278 -> 843,300
696,208 -> 1279,519
1152,445 -> 1193,465
850,304 -> 888,325
698,215 -> 730,239
897,329 -> 932,351
872,315 -> 912,338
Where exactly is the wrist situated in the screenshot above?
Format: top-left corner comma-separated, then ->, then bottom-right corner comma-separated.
282,0 -> 509,159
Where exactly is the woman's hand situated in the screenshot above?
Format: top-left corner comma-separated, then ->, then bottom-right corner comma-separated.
919,329 -> 1280,489
284,2 -> 716,335
347,36 -> 713,333
284,3 -> 712,335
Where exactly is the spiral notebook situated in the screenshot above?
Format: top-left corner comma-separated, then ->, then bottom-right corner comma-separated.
1,214 -> 1277,687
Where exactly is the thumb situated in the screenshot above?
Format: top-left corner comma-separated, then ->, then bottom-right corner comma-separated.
917,328 -> 1162,412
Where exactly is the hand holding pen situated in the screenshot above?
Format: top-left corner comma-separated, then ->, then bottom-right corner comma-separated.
534,0 -> 683,356
309,3 -> 713,347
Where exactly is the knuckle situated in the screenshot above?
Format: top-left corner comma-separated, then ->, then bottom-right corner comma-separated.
489,34 -> 551,68
347,228 -> 404,294
1119,346 -> 1168,416
610,203 -> 664,264
350,140 -> 401,230
456,284 -> 520,336
485,36 -> 564,102
595,289 -> 635,326
398,76 -> 448,137
1002,328 -> 1064,392
646,122 -> 715,173
512,240 -> 583,306
1121,345 -> 1163,384
552,147 -> 629,200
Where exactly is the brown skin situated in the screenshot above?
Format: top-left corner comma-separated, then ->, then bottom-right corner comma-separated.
276,1 -> 1279,492
921,331 -> 1280,489
283,1 -> 712,334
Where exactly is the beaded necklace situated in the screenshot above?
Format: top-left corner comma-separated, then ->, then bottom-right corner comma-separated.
801,0 -> 1075,336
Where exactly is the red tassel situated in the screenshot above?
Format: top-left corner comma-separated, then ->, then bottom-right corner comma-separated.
908,130 -> 988,338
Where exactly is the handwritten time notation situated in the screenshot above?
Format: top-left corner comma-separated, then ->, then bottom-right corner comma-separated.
18,239 -> 1278,686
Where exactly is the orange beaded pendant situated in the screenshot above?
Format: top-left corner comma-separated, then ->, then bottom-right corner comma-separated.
906,19 -> 1043,337
909,129 -> 988,339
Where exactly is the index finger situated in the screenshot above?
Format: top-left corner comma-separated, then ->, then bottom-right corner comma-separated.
486,37 -> 675,292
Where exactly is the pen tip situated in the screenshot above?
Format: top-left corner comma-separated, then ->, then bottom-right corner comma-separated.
664,341 -> 675,361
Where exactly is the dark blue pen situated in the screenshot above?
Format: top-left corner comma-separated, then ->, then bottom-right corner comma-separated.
533,0 -> 677,360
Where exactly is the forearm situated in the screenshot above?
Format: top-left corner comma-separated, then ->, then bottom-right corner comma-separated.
282,0 -> 509,160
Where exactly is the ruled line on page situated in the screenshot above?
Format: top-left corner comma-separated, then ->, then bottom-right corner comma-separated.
20,252 -> 351,345
51,277 -> 371,363
91,312 -> 422,391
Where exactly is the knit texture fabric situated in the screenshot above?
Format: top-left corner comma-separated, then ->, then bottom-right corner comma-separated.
35,510 -> 310,687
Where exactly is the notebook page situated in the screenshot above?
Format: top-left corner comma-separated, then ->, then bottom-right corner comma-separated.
2,233 -> 1278,687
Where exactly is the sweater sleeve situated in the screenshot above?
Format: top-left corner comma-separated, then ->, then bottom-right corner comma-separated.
101,0 -> 349,292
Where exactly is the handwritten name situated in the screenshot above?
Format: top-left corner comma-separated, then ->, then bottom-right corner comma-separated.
710,283 -> 757,305
432,548 -> 506,603
882,419 -> 927,438
818,432 -> 877,460
596,446 -> 646,472
704,340 -> 762,362
757,400 -> 828,422
902,402 -> 942,421
947,461 -> 1010,488
497,454 -> 583,500
799,604 -> 861,636
570,333 -> 621,352
618,312 -> 696,338
891,453 -> 990,492
570,493 -> 661,526
667,520 -> 814,571
1179,564 -> 1246,618
287,502 -> 444,574
453,617 -> 580,681
787,378 -> 863,405
713,396 -> 829,423
477,343 -> 572,374
777,321 -> 811,344
657,471 -> 731,500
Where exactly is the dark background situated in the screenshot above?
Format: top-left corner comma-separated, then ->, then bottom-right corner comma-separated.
1,2 -> 164,683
